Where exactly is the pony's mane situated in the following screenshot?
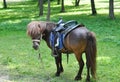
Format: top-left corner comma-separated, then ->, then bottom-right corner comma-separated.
27,21 -> 56,38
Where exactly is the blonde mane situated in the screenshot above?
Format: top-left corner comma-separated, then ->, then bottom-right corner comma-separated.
27,21 -> 56,38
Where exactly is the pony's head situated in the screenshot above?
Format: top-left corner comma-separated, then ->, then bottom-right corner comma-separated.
27,21 -> 44,50
27,21 -> 56,50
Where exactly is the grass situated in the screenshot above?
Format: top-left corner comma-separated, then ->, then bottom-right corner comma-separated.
0,0 -> 120,82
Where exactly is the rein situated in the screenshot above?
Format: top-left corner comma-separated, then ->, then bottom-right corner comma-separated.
37,41 -> 51,81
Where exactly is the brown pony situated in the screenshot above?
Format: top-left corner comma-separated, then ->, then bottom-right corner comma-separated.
27,21 -> 97,81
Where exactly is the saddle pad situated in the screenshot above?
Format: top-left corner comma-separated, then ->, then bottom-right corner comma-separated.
49,32 -> 64,50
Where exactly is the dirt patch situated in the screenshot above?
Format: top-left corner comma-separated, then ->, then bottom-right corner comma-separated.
0,65 -> 11,82
0,75 -> 11,82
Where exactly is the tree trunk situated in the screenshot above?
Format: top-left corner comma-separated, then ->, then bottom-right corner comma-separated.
38,0 -> 43,16
75,0 -> 80,6
3,0 -> 7,8
46,0 -> 50,21
90,0 -> 97,15
57,0 -> 60,5
60,0 -> 65,12
109,0 -> 115,19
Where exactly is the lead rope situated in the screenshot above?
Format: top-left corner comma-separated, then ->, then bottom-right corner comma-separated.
38,43 -> 51,82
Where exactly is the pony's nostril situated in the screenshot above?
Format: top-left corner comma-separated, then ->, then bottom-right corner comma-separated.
33,45 -> 38,50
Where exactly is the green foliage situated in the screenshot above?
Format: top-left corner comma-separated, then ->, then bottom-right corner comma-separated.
0,0 -> 120,82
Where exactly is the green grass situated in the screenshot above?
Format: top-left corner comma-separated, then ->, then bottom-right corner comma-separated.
0,0 -> 120,82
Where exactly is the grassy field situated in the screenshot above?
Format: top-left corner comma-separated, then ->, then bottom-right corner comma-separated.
0,0 -> 120,82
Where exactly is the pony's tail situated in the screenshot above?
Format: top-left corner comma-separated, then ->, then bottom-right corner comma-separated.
87,32 -> 97,79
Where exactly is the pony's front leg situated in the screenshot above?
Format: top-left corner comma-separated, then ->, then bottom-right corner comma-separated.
55,56 -> 60,76
54,53 -> 63,76
59,53 -> 64,73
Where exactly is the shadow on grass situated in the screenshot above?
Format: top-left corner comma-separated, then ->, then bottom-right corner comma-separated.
0,1 -> 39,22
5,64 -> 79,82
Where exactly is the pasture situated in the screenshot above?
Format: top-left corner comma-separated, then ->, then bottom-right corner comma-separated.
0,0 -> 120,82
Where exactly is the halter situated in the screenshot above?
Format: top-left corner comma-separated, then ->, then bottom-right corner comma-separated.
32,34 -> 42,43
32,39 -> 40,43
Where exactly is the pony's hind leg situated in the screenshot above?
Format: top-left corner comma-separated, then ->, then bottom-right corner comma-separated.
74,54 -> 84,80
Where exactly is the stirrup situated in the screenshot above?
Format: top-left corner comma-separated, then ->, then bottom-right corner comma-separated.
51,52 -> 58,57
51,49 -> 59,57
51,54 -> 58,57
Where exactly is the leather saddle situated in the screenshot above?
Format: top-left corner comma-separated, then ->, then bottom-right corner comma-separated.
54,20 -> 78,33
50,20 -> 80,50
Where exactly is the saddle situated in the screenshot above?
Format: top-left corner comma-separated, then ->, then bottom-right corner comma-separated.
50,20 -> 80,51
55,20 -> 78,32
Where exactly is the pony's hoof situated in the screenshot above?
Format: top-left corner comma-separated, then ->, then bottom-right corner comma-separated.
60,68 -> 64,73
74,76 -> 82,80
86,78 -> 90,82
55,72 -> 60,76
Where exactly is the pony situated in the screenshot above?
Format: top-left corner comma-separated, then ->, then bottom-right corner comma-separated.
27,21 -> 97,81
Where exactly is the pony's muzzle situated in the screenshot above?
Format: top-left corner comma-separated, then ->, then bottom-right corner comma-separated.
33,42 -> 39,50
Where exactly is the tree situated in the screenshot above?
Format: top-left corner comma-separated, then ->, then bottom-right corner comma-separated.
90,0 -> 97,15
57,0 -> 60,5
75,0 -> 80,6
109,0 -> 115,19
38,0 -> 43,16
3,0 -> 7,8
60,0 -> 65,12
75,0 -> 97,15
46,0 -> 50,21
